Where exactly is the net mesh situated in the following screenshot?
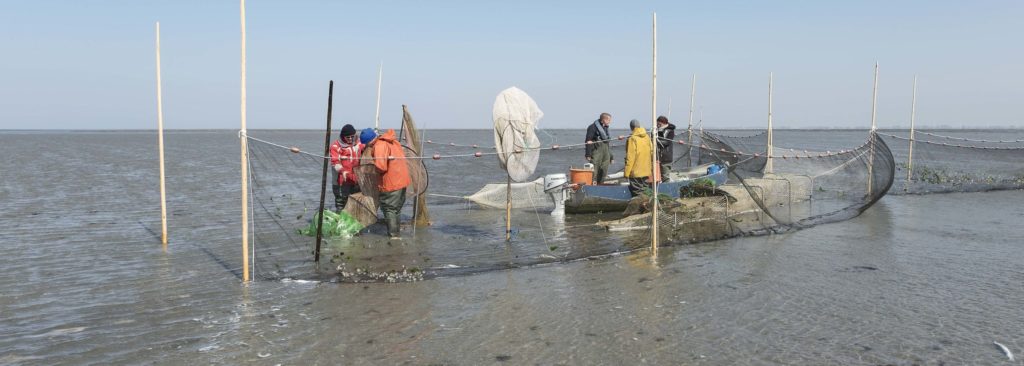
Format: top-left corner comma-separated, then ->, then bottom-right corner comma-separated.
464,178 -> 549,209
243,127 -> 900,282
608,131 -> 896,246
493,87 -> 543,182
245,131 -> 428,280
878,131 -> 1024,194
400,105 -> 431,226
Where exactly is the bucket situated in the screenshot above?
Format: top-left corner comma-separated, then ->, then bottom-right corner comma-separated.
569,168 -> 594,185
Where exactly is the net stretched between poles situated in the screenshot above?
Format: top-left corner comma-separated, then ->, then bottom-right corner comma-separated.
878,131 -> 1024,194
244,132 -> 428,280
242,127 -> 900,282
608,131 -> 896,246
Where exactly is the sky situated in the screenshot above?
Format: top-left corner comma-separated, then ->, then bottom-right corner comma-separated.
0,0 -> 1021,130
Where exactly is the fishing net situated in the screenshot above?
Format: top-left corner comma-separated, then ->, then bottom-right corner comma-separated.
493,87 -> 544,182
244,131 -> 428,280
400,105 -> 430,226
878,131 -> 1024,194
241,124 -> 898,283
604,130 -> 895,246
464,178 -> 550,209
296,210 -> 364,238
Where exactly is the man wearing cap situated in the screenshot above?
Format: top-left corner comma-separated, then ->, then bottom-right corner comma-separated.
329,124 -> 362,212
585,112 -> 614,184
360,128 -> 411,239
655,116 -> 676,182
624,119 -> 653,197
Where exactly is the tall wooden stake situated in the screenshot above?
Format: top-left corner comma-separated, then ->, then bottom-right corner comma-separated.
699,107 -> 704,135
766,72 -> 774,174
315,81 -> 334,263
867,62 -> 879,196
650,12 -> 659,257
906,75 -> 917,186
505,175 -> 512,241
687,74 -> 695,167
239,0 -> 250,282
871,62 -> 879,132
374,62 -> 383,130
156,22 -> 168,250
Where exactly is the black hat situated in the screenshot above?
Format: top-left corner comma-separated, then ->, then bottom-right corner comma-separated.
340,124 -> 357,139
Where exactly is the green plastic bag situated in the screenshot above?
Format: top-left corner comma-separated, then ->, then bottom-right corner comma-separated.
297,210 -> 364,238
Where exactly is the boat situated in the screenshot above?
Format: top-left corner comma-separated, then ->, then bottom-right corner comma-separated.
559,163 -> 728,214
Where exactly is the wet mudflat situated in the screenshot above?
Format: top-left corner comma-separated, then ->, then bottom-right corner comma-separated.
1,130 -> 1022,365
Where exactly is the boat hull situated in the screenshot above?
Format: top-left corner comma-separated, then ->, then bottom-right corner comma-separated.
564,170 -> 728,214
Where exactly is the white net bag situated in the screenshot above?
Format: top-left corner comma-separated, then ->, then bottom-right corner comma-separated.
493,87 -> 543,182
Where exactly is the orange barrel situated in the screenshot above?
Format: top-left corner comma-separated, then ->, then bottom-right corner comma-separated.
569,168 -> 594,185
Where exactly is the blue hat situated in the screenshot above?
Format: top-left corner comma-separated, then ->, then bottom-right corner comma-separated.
359,128 -> 378,145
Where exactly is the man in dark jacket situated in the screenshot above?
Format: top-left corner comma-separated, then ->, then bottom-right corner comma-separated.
655,116 -> 675,182
585,113 -> 614,184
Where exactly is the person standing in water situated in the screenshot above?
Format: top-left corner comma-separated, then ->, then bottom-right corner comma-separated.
655,116 -> 676,182
360,128 -> 410,239
585,112 -> 614,184
624,119 -> 653,197
329,124 -> 362,213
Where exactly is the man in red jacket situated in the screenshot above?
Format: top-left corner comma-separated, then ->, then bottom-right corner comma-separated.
329,124 -> 362,212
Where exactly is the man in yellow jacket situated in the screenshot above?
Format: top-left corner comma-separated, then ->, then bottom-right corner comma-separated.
624,119 -> 654,197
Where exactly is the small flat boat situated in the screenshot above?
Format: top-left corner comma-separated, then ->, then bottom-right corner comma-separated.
562,164 -> 728,214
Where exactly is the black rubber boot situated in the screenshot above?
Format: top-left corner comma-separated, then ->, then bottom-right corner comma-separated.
332,184 -> 345,213
386,216 -> 401,239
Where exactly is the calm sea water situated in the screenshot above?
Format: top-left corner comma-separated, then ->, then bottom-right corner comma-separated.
1,129 -> 1023,365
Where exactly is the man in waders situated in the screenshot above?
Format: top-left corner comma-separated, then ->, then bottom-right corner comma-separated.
655,116 -> 676,182
624,119 -> 653,197
585,112 -> 614,184
329,124 -> 362,213
360,128 -> 411,239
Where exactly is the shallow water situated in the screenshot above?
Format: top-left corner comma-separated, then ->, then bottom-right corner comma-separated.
1,130 -> 1023,365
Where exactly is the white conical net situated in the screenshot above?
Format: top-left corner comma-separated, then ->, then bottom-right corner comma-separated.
493,87 -> 543,182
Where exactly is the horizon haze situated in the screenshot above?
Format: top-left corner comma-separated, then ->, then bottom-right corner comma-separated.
1,0 -> 1021,130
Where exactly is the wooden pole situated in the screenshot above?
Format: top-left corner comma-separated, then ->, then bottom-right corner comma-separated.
314,81 -> 334,263
864,61 -> 880,195
374,62 -> 383,131
650,12 -> 659,257
699,107 -> 704,135
687,74 -> 695,167
871,62 -> 879,132
505,175 -> 512,241
906,75 -> 918,185
766,72 -> 774,174
239,0 -> 250,282
156,22 -> 168,250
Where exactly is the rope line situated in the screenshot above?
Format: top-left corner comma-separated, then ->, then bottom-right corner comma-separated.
246,132 -> 627,160
878,132 -> 1024,151
245,131 -> 876,162
916,131 -> 1024,144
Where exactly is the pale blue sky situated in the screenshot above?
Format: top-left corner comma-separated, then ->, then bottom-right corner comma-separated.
1,0 -> 1021,130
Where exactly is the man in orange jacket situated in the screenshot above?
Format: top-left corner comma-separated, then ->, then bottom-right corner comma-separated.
360,128 -> 411,239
